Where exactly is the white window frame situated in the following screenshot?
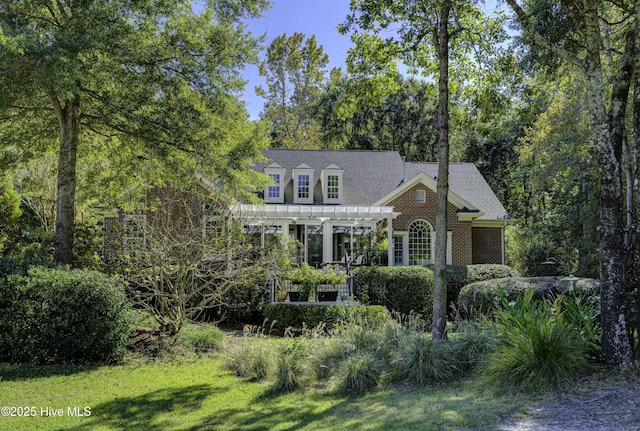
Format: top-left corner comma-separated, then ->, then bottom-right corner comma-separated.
322,164 -> 344,204
415,189 -> 426,204
408,219 -> 433,266
264,165 -> 285,203
293,165 -> 314,204
392,233 -> 408,266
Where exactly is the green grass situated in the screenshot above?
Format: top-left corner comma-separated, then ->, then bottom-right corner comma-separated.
0,350 -> 530,431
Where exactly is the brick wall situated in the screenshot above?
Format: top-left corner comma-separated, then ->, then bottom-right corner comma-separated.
471,227 -> 503,264
387,183 -> 473,265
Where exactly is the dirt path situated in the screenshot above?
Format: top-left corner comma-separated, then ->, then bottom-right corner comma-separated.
497,377 -> 640,431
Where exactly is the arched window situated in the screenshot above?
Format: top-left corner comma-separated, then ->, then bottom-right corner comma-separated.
408,220 -> 432,266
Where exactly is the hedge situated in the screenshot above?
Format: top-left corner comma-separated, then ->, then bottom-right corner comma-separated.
264,303 -> 389,331
352,266 -> 434,322
458,276 -> 600,319
0,266 -> 132,364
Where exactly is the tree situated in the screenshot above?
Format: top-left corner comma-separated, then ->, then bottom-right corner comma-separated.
119,184 -> 274,335
316,73 -> 440,159
504,0 -> 634,368
340,0 -> 505,339
0,176 -> 22,254
0,0 -> 269,264
256,32 -> 329,149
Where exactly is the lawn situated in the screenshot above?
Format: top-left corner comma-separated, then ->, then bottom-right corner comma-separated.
0,348 -> 529,431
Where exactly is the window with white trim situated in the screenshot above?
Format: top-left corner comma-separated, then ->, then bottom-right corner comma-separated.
322,164 -> 343,204
293,164 -> 314,204
408,220 -> 432,266
415,189 -> 426,203
264,164 -> 285,203
393,235 -> 405,266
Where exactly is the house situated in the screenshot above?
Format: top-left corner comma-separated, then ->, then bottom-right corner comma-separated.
236,149 -> 513,268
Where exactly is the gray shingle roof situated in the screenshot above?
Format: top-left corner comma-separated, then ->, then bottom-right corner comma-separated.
251,149 -> 510,221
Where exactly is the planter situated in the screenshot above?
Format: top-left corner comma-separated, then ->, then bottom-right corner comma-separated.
317,291 -> 338,302
288,291 -> 309,302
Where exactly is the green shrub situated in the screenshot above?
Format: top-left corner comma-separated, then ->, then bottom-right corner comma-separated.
441,264 -> 520,312
336,352 -> 383,393
177,324 -> 225,352
0,266 -> 131,364
458,276 -> 599,320
263,303 -> 389,331
353,266 -> 434,322
479,290 -> 596,393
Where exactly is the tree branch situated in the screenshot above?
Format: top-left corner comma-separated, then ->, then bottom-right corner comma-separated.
504,0 -> 584,69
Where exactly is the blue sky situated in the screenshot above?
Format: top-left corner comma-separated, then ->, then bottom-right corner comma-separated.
241,0 -> 354,119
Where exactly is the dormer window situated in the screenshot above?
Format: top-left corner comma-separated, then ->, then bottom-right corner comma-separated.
264,163 -> 285,203
293,163 -> 314,204
322,163 -> 343,204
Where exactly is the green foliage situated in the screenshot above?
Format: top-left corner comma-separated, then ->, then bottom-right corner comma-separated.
0,266 -> 131,364
224,338 -> 275,381
1,0 -> 270,262
392,334 -> 460,386
480,290 -> 596,393
272,340 -> 315,392
0,180 -> 22,253
458,276 -> 599,320
263,303 -> 389,332
353,266 -> 434,322
336,352 -> 383,393
441,264 -> 520,313
176,324 -> 225,352
316,75 -> 440,158
257,32 -> 328,149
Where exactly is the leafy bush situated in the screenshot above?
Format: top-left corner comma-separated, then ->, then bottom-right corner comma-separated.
263,303 -> 389,331
353,266 -> 434,321
0,266 -> 131,364
441,264 -> 520,313
479,290 -> 596,393
177,324 -> 225,352
458,276 -> 599,320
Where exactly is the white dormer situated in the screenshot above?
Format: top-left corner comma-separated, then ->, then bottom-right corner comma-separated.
264,163 -> 285,203
293,163 -> 314,204
322,163 -> 343,204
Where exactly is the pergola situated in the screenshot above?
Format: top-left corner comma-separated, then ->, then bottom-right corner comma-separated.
230,204 -> 400,266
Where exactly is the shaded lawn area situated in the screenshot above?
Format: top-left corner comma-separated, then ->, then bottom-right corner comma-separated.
0,357 -> 527,431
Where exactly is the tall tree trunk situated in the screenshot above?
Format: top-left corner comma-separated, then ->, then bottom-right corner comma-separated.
432,0 -> 450,341
633,12 -> 640,357
53,94 -> 81,264
583,0 -> 631,367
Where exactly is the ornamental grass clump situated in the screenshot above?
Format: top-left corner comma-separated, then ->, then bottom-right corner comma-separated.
392,333 -> 460,386
177,324 -> 225,352
480,290 -> 596,393
224,339 -> 274,381
272,340 -> 315,392
336,351 -> 384,393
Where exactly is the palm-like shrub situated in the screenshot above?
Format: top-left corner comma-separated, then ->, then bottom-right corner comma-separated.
480,290 -> 596,393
